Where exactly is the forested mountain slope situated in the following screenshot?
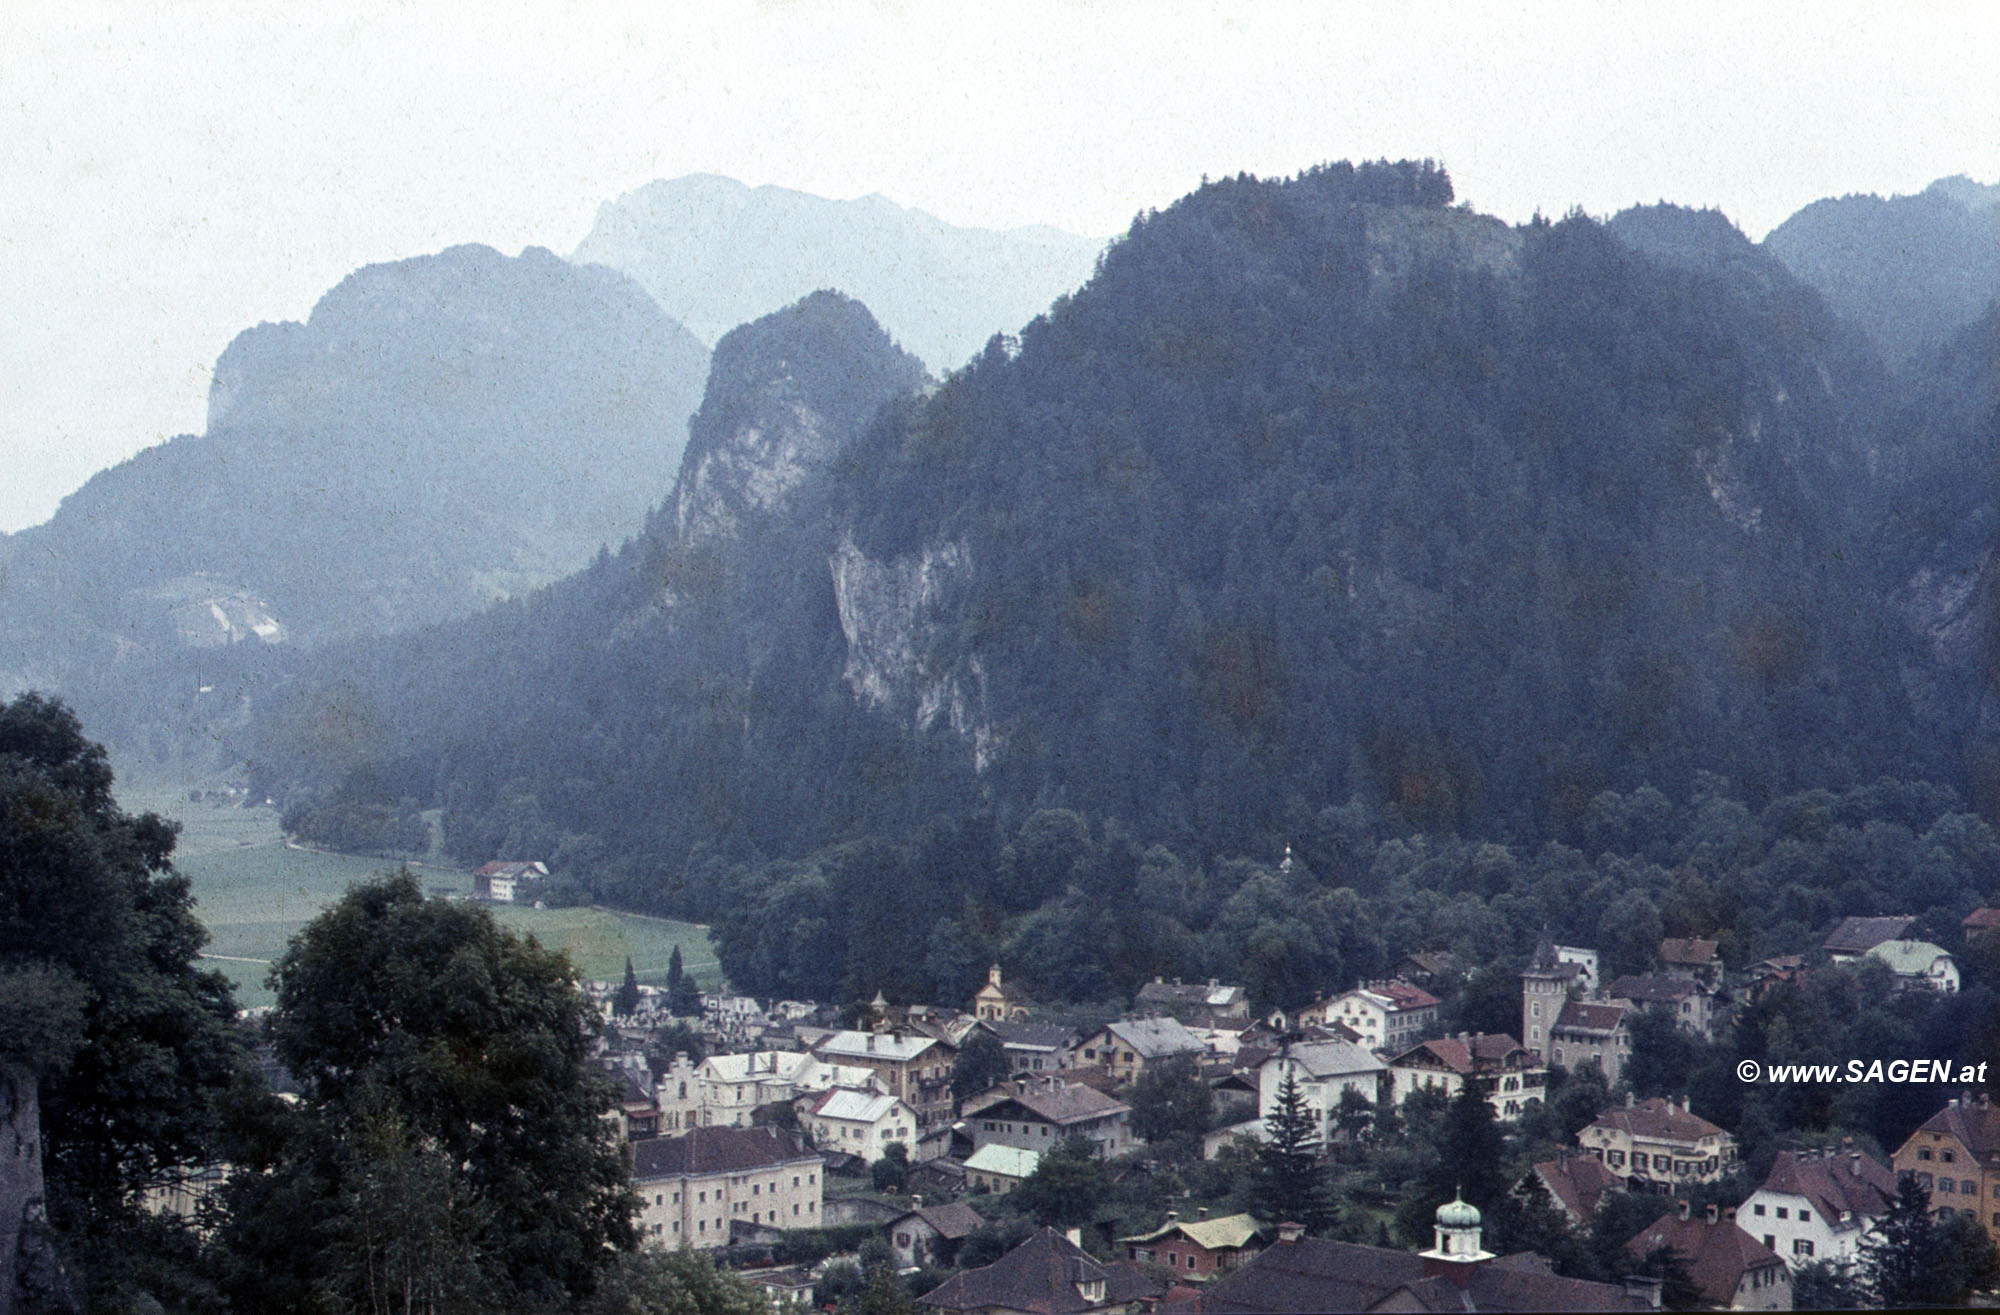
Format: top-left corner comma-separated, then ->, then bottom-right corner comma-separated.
253,161 -> 1993,931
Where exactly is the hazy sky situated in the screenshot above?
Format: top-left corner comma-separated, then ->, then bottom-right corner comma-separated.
3,1 -> 1996,534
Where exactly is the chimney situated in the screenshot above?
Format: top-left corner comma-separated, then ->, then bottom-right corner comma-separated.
1276,1221 -> 1305,1244
1166,1211 -> 1179,1224
1622,1274 -> 1665,1309
1626,1091 -> 1636,1109
1197,1207 -> 1209,1220
1705,1203 -> 1718,1224
1677,1200 -> 1691,1221
911,1195 -> 923,1210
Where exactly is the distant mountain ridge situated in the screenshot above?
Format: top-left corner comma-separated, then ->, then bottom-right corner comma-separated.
1763,174 -> 2000,367
571,173 -> 1106,373
0,243 -> 709,752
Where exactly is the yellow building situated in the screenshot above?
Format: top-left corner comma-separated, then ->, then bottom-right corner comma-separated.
1892,1092 -> 2000,1249
1578,1095 -> 1737,1190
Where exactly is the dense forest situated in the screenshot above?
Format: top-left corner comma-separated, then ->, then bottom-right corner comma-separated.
242,160 -> 1997,1008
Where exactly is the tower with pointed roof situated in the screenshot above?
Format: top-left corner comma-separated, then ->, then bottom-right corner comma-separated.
1521,931 -> 1571,1061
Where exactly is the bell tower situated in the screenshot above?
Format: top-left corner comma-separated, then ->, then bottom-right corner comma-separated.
1521,931 -> 1569,1061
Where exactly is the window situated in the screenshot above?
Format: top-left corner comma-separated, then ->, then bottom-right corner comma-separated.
1775,1207 -> 1788,1219
753,1184 -> 761,1195
793,1176 -> 800,1188
1798,1210 -> 1810,1224
1919,1148 -> 1933,1161
1794,1240 -> 1814,1257
1916,1173 -> 1933,1189
1753,1204 -> 1765,1217
1763,1235 -> 1775,1249
1187,1256 -> 1197,1270
1940,1179 -> 1956,1194
1942,1150 -> 1956,1163
1965,1181 -> 1978,1195
794,1204 -> 801,1216
1654,1155 -> 1669,1171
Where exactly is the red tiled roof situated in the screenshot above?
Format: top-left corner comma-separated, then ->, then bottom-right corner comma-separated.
1586,1097 -> 1726,1143
1554,1000 -> 1633,1034
1907,1095 -> 2000,1168
918,1227 -> 1112,1314
1625,1213 -> 1784,1310
1823,915 -> 1915,955
1369,979 -> 1442,1010
1196,1237 -> 1648,1312
1534,1153 -> 1623,1223
1760,1148 -> 1896,1224
1964,907 -> 2000,931
1658,937 -> 1718,965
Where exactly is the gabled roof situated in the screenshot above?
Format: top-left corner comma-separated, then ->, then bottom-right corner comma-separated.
1389,1033 -> 1528,1074
1534,1153 -> 1622,1224
631,1126 -> 819,1180
1608,974 -> 1705,1004
1120,1212 -> 1263,1252
474,860 -> 547,878
1909,1095 -> 2000,1167
1553,1000 -> 1634,1034
809,1088 -> 905,1124
1823,914 -> 1915,955
1585,1096 -> 1727,1144
1266,1039 -> 1385,1080
990,1020 -> 1081,1049
1865,939 -> 1954,976
1137,978 -> 1248,1010
1658,937 -> 1718,966
918,1227 -> 1111,1314
963,1144 -> 1042,1179
1964,907 -> 2000,931
980,1083 -> 1132,1127
893,1201 -> 987,1241
813,1030 -> 940,1063
1757,1148 -> 1897,1225
1398,950 -> 1460,976
1103,1016 -> 1206,1060
1625,1212 -> 1785,1309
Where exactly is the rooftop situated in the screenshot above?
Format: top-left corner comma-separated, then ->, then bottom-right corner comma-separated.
1103,1016 -> 1207,1060
1625,1211 -> 1785,1309
1823,914 -> 1916,955
964,1144 -> 1042,1179
1267,1039 -> 1386,1080
1864,938 -> 1954,976
1757,1146 -> 1897,1225
631,1126 -> 819,1180
1585,1096 -> 1727,1144
1197,1235 -> 1651,1312
1658,936 -> 1719,965
1120,1212 -> 1262,1253
813,1030 -> 940,1063
918,1228 -> 1115,1314
1909,1093 -> 2000,1165
809,1088 -> 904,1123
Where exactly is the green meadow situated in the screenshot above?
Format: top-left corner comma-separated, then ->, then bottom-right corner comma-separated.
119,783 -> 718,1009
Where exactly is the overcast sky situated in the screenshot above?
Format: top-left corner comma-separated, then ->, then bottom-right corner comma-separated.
3,0 -> 1995,533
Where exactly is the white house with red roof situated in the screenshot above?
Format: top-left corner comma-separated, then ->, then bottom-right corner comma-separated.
1387,1032 -> 1547,1120
1741,1143 -> 1897,1271
1302,979 -> 1441,1055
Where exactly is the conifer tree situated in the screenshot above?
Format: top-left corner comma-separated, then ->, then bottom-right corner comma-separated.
1254,1072 -> 1337,1233
613,956 -> 641,1018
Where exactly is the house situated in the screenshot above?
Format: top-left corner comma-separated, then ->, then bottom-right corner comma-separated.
1744,956 -> 1804,1002
1579,1095 -> 1738,1190
654,1051 -> 701,1133
1547,998 -> 1638,1087
974,964 -> 1038,1022
1257,1039 -> 1387,1141
630,1126 -> 823,1249
919,1226 -> 1161,1313
1120,1211 -> 1264,1281
1194,1201 -> 1659,1311
1891,1091 -> 2000,1249
1625,1203 -> 1791,1311
1863,939 -> 1960,992
603,1059 -> 662,1141
1822,914 -> 1915,961
696,1050 -> 885,1127
1395,950 -> 1461,987
472,859 -> 547,902
1741,1143 -> 1896,1271
1387,1032 -> 1546,1120
1076,1017 -> 1206,1085
1533,1151 -> 1625,1228
1962,907 -> 2000,936
1657,937 -> 1722,988
964,1076 -> 1135,1158
811,1030 -> 957,1127
1301,980 -> 1441,1056
1135,977 -> 1251,1024
988,1019 -> 1082,1075
1520,934 -> 1592,1061
963,1143 -> 1041,1195
802,1088 -> 917,1163
889,1199 -> 986,1269
1608,974 -> 1719,1041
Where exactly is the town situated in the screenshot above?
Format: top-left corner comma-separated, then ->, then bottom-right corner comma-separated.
555,897 -> 2000,1312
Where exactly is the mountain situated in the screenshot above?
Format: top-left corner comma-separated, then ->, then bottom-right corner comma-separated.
1763,175 -> 2000,367
571,173 -> 1105,373
0,243 -> 709,756
250,161 -> 1989,914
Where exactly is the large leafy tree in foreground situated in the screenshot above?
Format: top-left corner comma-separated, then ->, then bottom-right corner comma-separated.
0,693 -> 246,1309
221,872 -> 634,1313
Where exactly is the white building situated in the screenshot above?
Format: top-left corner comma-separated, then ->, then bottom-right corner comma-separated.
1741,1145 -> 1897,1271
1302,981 -> 1441,1056
801,1088 -> 916,1163
1864,939 -> 1961,993
1257,1039 -> 1387,1141
696,1051 -> 885,1127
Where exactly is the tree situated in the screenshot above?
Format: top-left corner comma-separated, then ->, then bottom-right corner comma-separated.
1013,1135 -> 1111,1230
223,873 -> 634,1312
580,1246 -> 766,1315
871,1142 -> 911,1194
666,944 -> 703,1018
0,694 -> 247,1309
1129,1052 -> 1212,1153
614,956 -> 642,1018
1253,1073 -> 1336,1233
951,1029 -> 1012,1103
1861,1175 -> 2000,1307
1790,1259 -> 1869,1311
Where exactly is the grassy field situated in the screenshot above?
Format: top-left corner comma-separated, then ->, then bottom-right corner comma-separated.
117,782 -> 719,1009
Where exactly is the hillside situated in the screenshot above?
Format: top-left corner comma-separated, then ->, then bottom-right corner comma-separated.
1763,174 -> 2000,368
247,162 -> 1995,921
571,173 -> 1105,373
0,243 -> 710,758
